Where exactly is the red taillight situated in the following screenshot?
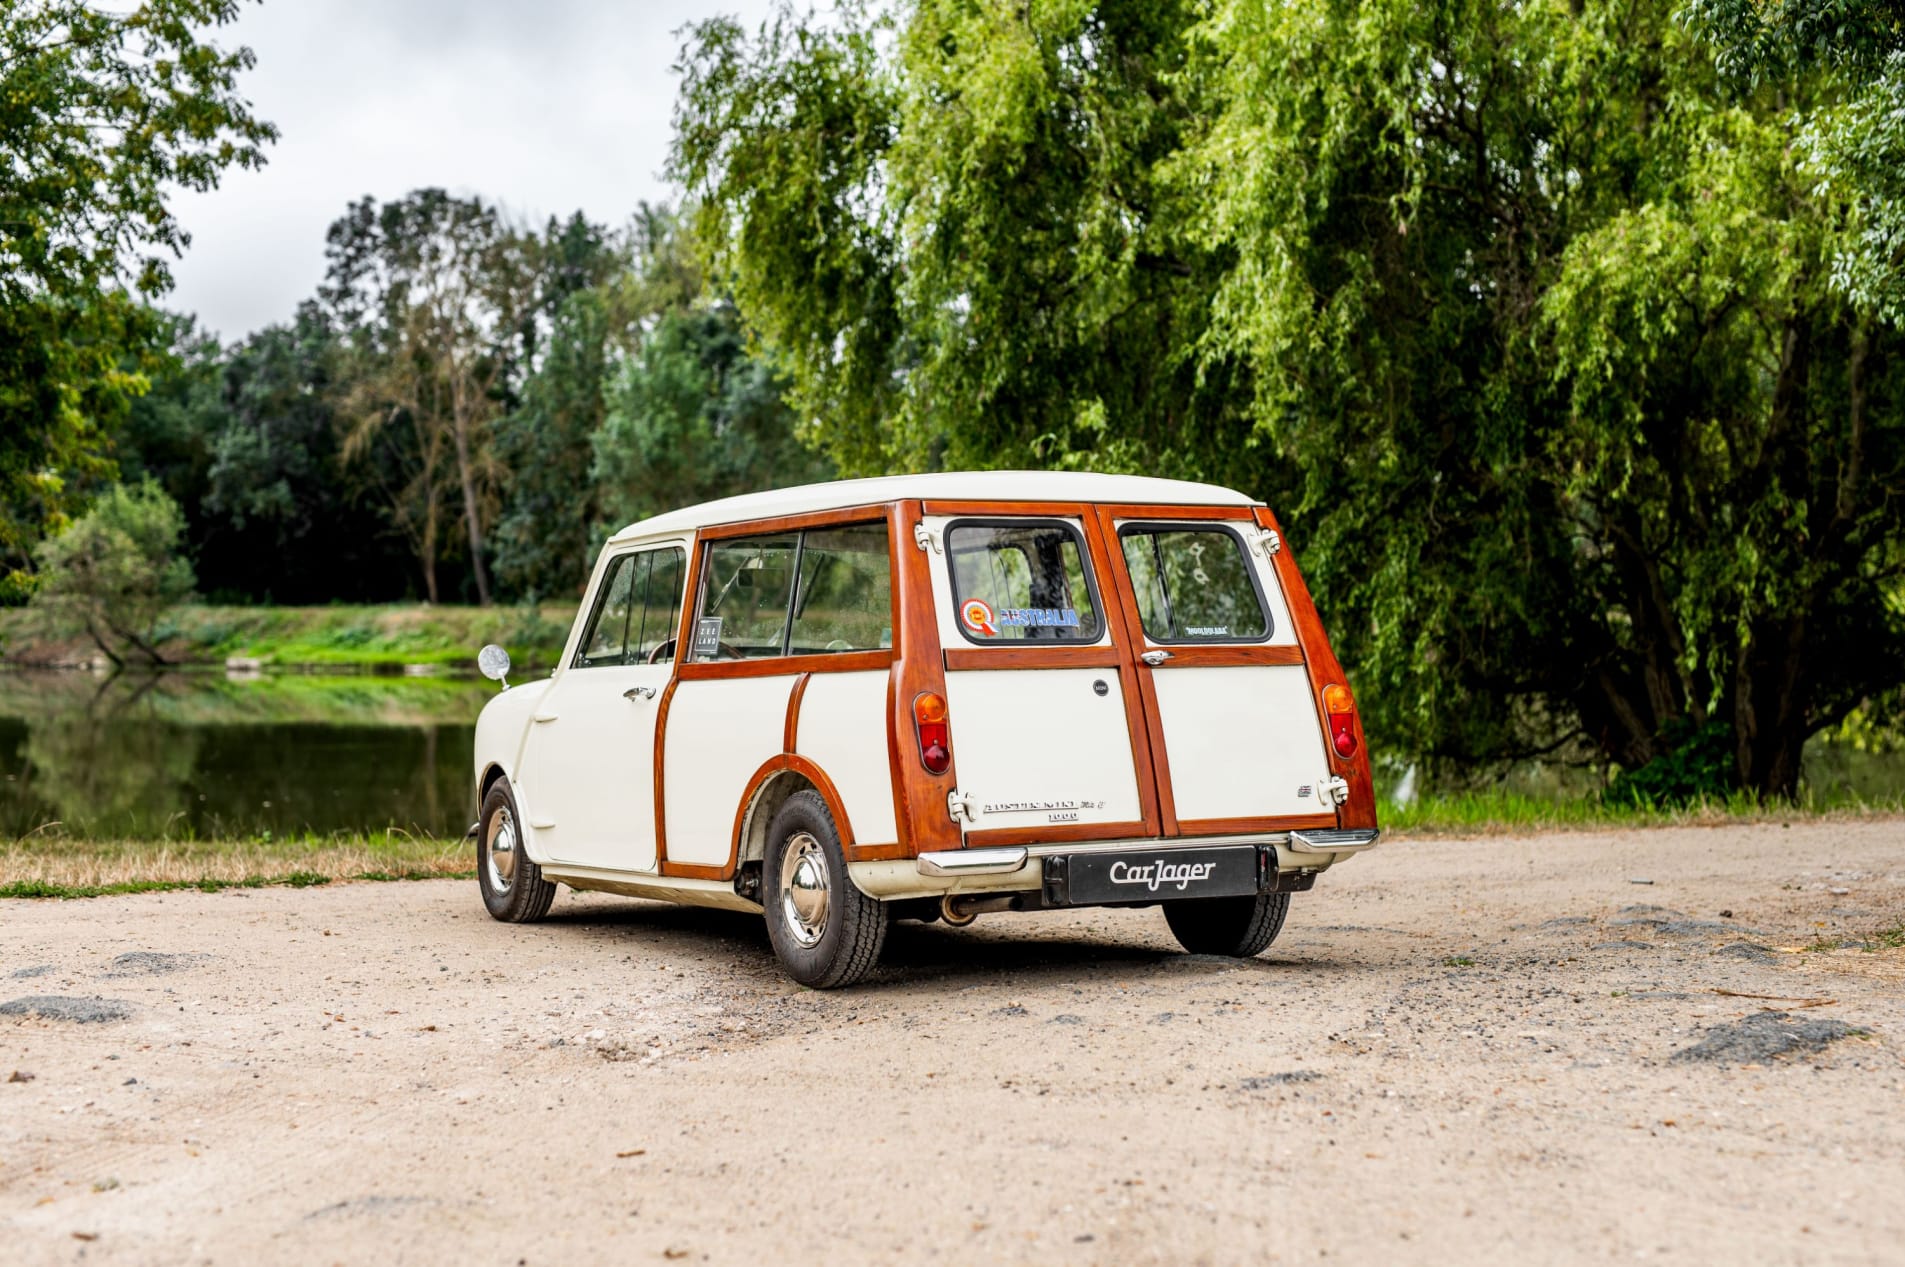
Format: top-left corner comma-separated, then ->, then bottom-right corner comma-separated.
913,692 -> 952,774
1323,683 -> 1357,759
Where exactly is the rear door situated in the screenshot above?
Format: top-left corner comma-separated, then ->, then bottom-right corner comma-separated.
921,509 -> 1156,843
1093,507 -> 1336,834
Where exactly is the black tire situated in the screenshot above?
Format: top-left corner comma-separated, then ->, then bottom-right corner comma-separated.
762,790 -> 885,988
477,780 -> 557,923
1163,892 -> 1290,957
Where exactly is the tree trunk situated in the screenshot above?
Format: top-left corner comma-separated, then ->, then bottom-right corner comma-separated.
420,486 -> 440,604
1732,613 -> 1809,799
452,415 -> 491,606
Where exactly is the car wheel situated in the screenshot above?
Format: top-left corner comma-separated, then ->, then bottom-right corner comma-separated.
1162,891 -> 1290,957
478,780 -> 556,923
762,789 -> 885,988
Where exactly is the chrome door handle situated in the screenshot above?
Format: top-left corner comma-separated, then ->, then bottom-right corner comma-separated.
1140,650 -> 1174,666
623,686 -> 656,701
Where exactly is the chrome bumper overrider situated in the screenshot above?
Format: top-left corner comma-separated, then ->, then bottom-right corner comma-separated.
1288,828 -> 1381,853
916,847 -> 1030,877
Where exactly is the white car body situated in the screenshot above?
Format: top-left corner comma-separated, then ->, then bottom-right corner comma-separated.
472,472 -> 1379,970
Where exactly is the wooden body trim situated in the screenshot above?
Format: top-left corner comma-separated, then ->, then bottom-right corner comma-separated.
677,649 -> 892,681
1254,507 -> 1378,830
633,494 -> 1370,889
942,646 -> 1122,672
1086,504 -> 1175,835
888,500 -> 960,857
695,503 -> 892,540
964,820 -> 1156,849
783,672 -> 812,753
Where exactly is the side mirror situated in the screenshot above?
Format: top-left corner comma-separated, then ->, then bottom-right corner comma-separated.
478,643 -> 512,690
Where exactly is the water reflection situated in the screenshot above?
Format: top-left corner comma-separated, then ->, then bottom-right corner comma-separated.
0,670 -> 489,838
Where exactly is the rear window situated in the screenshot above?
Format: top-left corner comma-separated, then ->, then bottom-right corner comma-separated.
946,520 -> 1103,644
1119,525 -> 1270,642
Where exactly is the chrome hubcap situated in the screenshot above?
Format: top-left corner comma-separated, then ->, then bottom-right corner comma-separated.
779,832 -> 829,948
486,805 -> 517,892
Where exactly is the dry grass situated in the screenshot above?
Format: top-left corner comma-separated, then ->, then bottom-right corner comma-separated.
0,832 -> 471,897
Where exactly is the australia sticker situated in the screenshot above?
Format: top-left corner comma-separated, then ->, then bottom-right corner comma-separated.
999,607 -> 1081,628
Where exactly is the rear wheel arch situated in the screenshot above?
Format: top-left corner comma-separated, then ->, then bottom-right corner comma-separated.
731,757 -> 857,873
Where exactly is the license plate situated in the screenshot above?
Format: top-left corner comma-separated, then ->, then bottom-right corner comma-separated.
1047,845 -> 1261,906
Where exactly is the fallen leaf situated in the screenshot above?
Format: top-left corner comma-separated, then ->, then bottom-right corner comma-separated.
72,1232 -> 98,1242
7,1070 -> 33,1084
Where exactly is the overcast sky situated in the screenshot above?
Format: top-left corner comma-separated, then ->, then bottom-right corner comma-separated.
167,0 -> 782,341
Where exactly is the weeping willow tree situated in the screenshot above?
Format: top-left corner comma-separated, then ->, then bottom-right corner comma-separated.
671,0 -> 1905,798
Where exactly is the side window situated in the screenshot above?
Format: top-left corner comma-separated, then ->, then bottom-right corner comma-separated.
945,520 -> 1103,644
695,533 -> 800,659
1119,526 -> 1269,642
692,523 -> 893,661
573,547 -> 688,668
632,547 -> 685,663
575,554 -> 638,668
789,523 -> 892,654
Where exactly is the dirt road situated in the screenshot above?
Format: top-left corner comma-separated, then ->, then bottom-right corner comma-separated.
3,820 -> 1902,1265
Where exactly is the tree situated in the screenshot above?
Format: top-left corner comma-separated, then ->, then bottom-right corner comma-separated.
324,190 -> 532,604
491,213 -> 628,599
0,0 -> 274,596
30,481 -> 196,668
592,303 -> 832,529
672,0 -> 1905,798
1684,1 -> 1905,322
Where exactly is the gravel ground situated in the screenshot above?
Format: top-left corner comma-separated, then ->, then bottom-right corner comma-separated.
2,819 -> 1902,1265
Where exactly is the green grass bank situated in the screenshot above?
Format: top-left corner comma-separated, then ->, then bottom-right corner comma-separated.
4,799 -> 1898,898
0,603 -> 574,672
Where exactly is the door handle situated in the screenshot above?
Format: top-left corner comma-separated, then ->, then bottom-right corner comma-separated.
623,686 -> 656,701
1140,650 -> 1174,667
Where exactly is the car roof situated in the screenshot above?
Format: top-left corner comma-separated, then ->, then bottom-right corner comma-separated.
608,471 -> 1260,543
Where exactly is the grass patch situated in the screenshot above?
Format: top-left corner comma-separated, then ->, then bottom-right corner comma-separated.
1383,789 -> 1905,836
0,602 -> 572,672
0,830 -> 473,896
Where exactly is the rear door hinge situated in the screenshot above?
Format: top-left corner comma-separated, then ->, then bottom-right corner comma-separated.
1322,775 -> 1350,807
1255,528 -> 1283,559
946,787 -> 978,825
913,523 -> 941,554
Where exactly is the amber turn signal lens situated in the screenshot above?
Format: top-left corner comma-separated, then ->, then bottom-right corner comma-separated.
912,692 -> 952,774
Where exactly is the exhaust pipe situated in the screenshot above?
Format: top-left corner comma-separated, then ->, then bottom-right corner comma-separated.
940,893 -> 1019,926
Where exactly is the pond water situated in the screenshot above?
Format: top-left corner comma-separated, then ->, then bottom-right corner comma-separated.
0,670 -> 494,839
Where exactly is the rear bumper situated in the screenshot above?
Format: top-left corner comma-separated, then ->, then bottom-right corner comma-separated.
855,828 -> 1379,901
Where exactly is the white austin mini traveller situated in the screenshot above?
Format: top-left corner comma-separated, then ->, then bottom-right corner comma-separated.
472,472 -> 1378,987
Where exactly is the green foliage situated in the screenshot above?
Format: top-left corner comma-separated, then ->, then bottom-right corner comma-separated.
29,481 -> 195,666
1685,0 -> 1905,319
1603,721 -> 1739,807
672,0 -> 1905,798
592,305 -> 832,528
492,288 -> 614,599
0,0 -> 275,590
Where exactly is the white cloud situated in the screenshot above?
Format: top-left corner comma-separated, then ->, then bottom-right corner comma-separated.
166,0 -> 784,341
